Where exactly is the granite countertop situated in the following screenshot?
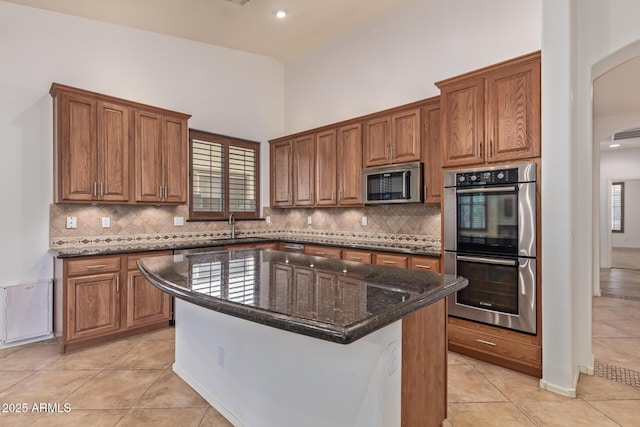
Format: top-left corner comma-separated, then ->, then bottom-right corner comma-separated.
138,249 -> 466,344
49,236 -> 442,258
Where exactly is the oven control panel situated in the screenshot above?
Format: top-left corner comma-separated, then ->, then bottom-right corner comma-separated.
456,168 -> 518,186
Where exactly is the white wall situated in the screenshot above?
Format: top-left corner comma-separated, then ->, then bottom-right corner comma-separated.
284,0 -> 542,133
539,0 -> 640,395
0,1 -> 284,286
600,149 -> 640,251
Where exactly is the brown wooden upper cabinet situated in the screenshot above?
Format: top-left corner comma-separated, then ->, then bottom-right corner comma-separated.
51,83 -> 191,205
52,85 -> 131,203
134,110 -> 188,204
270,140 -> 293,207
293,134 -> 315,206
270,122 -> 363,208
436,51 -> 541,167
316,123 -> 363,207
364,107 -> 421,167
421,97 -> 442,204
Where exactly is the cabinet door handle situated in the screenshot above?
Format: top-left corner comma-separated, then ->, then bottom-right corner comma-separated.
382,260 -> 396,265
424,185 -> 427,200
415,264 -> 432,269
130,276 -> 133,289
86,264 -> 107,269
338,191 -> 342,201
476,339 -> 496,346
350,257 -> 362,260
489,140 -> 493,158
93,181 -> 97,197
315,252 -> 325,255
116,275 -> 120,292
159,186 -> 163,199
390,146 -> 394,159
99,181 -> 104,197
331,191 -> 335,201
478,141 -> 483,158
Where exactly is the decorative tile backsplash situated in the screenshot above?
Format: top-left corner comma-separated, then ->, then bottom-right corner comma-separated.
50,203 -> 441,249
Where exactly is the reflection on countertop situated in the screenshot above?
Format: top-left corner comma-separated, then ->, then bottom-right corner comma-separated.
138,249 -> 464,344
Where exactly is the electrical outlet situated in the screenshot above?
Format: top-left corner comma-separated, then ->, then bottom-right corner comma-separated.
307,216 -> 312,225
66,217 -> 77,229
361,216 -> 368,226
217,347 -> 225,368
386,340 -> 399,375
101,217 -> 111,228
174,216 -> 184,226
265,215 -> 271,224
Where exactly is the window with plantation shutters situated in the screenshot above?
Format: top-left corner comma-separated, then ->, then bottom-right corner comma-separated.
189,129 -> 260,220
612,182 -> 624,233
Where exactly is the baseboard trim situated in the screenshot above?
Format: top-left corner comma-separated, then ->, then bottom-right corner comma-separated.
173,363 -> 245,427
539,368 -> 579,398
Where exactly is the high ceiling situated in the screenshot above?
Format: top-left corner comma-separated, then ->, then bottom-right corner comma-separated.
3,0 -> 412,64
6,0 -> 640,152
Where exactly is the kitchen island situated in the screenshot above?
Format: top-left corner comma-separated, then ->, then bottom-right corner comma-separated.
138,249 -> 467,427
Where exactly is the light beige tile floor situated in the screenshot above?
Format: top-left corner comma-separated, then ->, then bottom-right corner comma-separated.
2,279 -> 640,426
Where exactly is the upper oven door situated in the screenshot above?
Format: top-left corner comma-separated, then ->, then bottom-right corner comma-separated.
445,182 -> 535,257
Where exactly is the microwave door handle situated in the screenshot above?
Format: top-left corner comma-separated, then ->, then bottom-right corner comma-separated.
457,255 -> 518,266
456,185 -> 518,194
402,171 -> 408,198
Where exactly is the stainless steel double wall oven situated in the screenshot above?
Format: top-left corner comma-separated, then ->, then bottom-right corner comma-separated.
443,163 -> 537,334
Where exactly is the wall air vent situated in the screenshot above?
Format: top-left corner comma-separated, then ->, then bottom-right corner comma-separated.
613,129 -> 640,140
226,0 -> 251,5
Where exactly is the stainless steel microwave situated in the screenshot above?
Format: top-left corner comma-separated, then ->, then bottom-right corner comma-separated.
361,161 -> 423,204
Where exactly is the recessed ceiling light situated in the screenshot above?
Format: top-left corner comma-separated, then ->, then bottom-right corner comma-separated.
609,143 -> 621,148
274,9 -> 287,18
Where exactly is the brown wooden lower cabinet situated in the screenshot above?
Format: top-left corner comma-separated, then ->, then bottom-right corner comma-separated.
448,316 -> 542,377
225,242 -> 279,250
54,250 -> 172,353
342,249 -> 373,264
375,253 -> 409,269
304,244 -> 342,259
409,255 -> 441,273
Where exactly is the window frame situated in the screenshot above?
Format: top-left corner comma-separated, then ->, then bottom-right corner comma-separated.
189,129 -> 260,220
611,181 -> 624,233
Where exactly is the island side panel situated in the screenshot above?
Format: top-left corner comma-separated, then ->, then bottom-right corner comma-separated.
173,298 -> 402,427
401,299 -> 447,427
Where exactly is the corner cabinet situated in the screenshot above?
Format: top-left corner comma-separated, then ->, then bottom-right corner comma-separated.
436,51 -> 540,167
54,251 -> 172,353
51,83 -> 190,205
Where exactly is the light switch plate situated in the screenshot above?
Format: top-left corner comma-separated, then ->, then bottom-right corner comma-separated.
307,216 -> 312,225
265,216 -> 271,224
101,217 -> 111,228
174,216 -> 185,226
361,216 -> 368,226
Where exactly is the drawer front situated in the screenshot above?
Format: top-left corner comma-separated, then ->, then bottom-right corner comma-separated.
225,242 -> 278,251
67,256 -> 121,276
375,253 -> 408,269
127,251 -> 173,270
304,245 -> 342,259
448,324 -> 541,367
342,250 -> 372,264
409,256 -> 441,273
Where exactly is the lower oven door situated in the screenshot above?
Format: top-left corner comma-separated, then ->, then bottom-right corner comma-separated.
444,252 -> 536,334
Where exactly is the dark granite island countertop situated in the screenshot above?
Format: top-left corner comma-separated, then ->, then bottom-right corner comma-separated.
138,249 -> 466,345
139,248 -> 467,427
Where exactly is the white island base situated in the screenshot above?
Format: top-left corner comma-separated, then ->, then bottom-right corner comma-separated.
173,298 -> 446,427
